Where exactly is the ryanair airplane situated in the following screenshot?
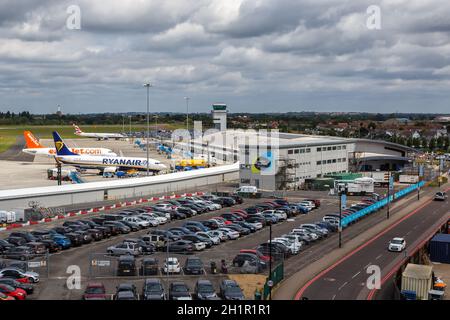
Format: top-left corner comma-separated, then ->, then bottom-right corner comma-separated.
52,131 -> 167,173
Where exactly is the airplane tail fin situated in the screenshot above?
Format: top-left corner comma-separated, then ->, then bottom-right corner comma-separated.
24,131 -> 44,148
73,123 -> 83,135
52,131 -> 79,156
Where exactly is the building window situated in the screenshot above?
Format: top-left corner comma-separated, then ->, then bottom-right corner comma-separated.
332,159 -> 337,163
342,158 -> 347,162
306,148 -> 311,153
241,179 -> 250,184
327,147 -> 332,151
343,145 -> 347,150
317,147 -> 322,152
300,149 -> 305,154
316,161 -> 321,165
327,159 -> 332,164
294,149 -> 299,154
337,146 -> 341,150
288,149 -> 294,154
332,146 -> 337,150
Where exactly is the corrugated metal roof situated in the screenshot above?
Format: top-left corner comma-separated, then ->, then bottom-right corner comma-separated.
402,264 -> 433,279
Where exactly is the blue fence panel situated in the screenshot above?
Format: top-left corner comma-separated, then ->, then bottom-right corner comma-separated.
341,181 -> 424,227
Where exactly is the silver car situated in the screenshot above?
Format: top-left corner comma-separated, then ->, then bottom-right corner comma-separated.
107,242 -> 142,256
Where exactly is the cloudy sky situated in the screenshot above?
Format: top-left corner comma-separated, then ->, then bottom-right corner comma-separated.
1,0 -> 449,114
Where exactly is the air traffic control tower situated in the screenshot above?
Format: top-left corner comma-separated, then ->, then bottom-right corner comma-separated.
211,103 -> 227,131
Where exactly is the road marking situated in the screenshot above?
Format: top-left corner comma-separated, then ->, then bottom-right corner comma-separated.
338,282 -> 348,291
332,294 -> 336,300
375,254 -> 383,260
352,271 -> 361,279
364,262 -> 372,269
405,231 -> 411,236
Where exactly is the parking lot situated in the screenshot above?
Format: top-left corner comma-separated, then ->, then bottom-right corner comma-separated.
1,185 -> 408,300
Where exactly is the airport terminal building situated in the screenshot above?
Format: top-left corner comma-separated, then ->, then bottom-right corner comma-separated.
238,133 -> 354,190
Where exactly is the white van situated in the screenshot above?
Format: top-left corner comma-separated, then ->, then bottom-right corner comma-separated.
235,186 -> 258,194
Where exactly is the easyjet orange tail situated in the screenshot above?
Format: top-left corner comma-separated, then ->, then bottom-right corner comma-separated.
24,131 -> 44,148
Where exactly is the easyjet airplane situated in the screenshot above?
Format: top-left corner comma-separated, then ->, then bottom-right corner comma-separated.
73,124 -> 126,140
22,131 -> 117,157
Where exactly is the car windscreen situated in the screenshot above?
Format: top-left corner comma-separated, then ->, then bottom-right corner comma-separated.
198,283 -> 214,293
145,284 -> 162,292
86,287 -> 105,294
391,239 -> 403,244
172,285 -> 188,292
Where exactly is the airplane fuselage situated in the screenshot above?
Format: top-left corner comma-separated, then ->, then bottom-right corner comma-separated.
55,155 -> 166,172
23,147 -> 117,157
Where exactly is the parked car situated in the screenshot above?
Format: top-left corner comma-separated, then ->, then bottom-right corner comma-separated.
0,283 -> 27,300
164,240 -> 194,253
219,279 -> 245,300
184,256 -> 204,275
3,246 -> 34,261
226,224 -> 251,236
39,239 -> 62,253
107,242 -> 141,256
196,232 -> 220,245
181,235 -> 207,250
123,238 -> 155,255
8,232 -> 37,243
25,242 -> 47,255
218,228 -> 240,240
239,249 -> 271,262
0,239 -> 14,254
103,221 -> 131,234
0,278 -> 33,295
208,230 -> 228,242
233,253 -> 266,270
169,282 -> 192,300
194,279 -> 218,300
0,268 -> 39,283
114,283 -> 138,300
116,255 -> 137,276
82,282 -> 107,300
163,257 -> 181,274
5,237 -> 27,247
140,258 -> 159,276
142,278 -> 165,300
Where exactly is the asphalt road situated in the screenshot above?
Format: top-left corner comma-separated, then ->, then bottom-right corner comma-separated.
297,188 -> 450,300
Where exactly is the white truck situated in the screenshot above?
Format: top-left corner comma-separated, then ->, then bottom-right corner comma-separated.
0,211 -> 20,224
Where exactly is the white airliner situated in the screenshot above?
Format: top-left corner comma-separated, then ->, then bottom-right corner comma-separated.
53,131 -> 166,173
73,124 -> 126,140
21,131 -> 117,157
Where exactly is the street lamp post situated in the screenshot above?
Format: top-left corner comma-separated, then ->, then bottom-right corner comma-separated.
128,115 -> 132,137
184,97 -> 190,132
268,221 -> 273,300
144,83 -> 152,176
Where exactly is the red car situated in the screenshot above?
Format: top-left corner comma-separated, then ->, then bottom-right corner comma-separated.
0,292 -> 15,301
82,282 -> 107,300
239,249 -> 271,262
0,284 -> 27,300
232,210 -> 248,219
